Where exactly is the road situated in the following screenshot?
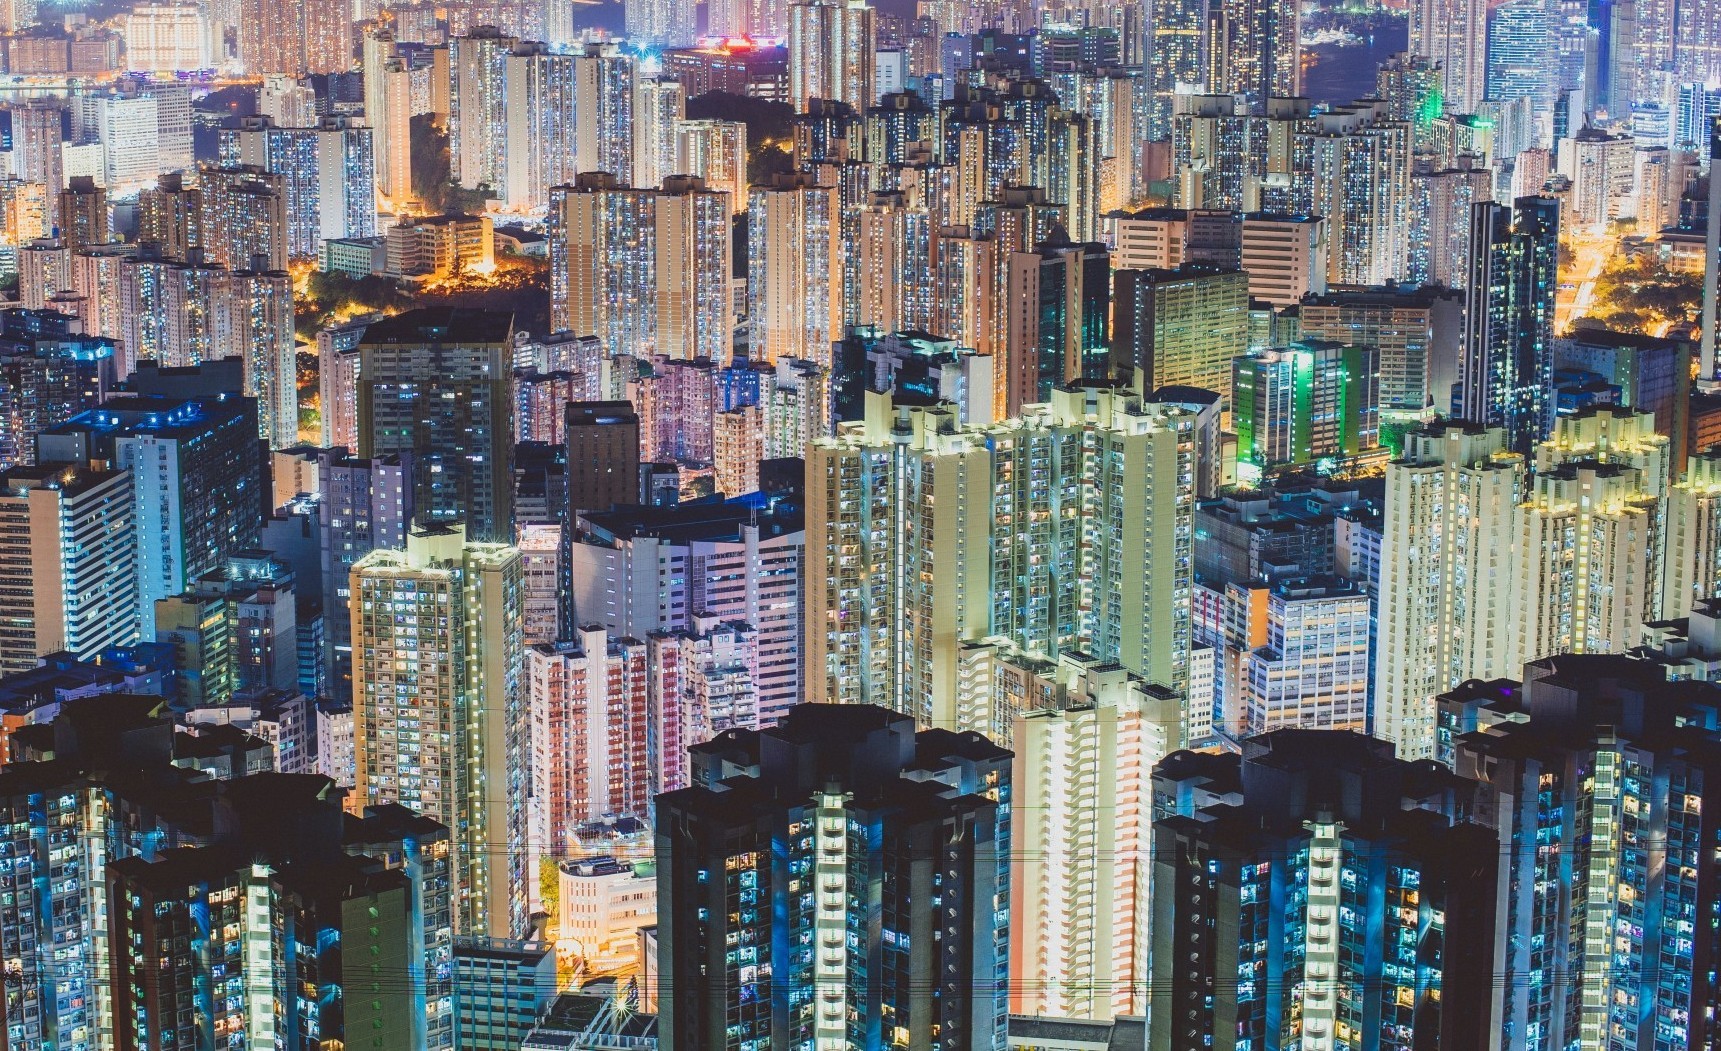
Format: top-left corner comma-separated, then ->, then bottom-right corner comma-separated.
1557,237 -> 1611,334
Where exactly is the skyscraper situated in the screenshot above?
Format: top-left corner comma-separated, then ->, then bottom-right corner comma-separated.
806,384 -> 1197,735
1207,0 -> 1299,107
1232,341 -> 1379,473
787,0 -> 876,112
1110,264 -> 1250,402
0,464 -> 135,673
675,119 -> 749,213
215,268 -> 297,449
632,75 -> 686,193
218,116 -> 377,260
0,697 -> 456,1051
450,26 -> 517,191
549,173 -> 732,360
1703,117 -> 1721,381
199,165 -> 289,272
1510,406 -> 1670,668
655,704 -> 1011,1051
1295,102 -> 1413,285
1486,0 -> 1557,135
363,27 -> 414,208
527,628 -> 651,852
56,175 -> 107,252
1461,196 -> 1559,452
625,0 -> 695,46
1443,655 -> 1721,1050
38,392 -> 262,639
1410,0 -> 1487,113
136,171 -> 202,261
1376,421 -> 1525,759
1145,0 -> 1210,138
578,44 -> 638,182
317,450 -> 414,698
1239,575 -> 1372,733
1409,156 -> 1492,287
8,99 -> 65,196
747,172 -> 843,365
573,498 -> 805,724
352,523 -> 527,939
1002,238 -> 1109,414
1298,284 -> 1465,421
564,400 -> 641,515
0,307 -> 115,469
355,308 -> 515,542
1149,731 -> 1500,1050
1009,652 -> 1182,1021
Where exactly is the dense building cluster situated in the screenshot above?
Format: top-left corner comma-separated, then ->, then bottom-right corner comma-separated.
0,0 -> 1720,1048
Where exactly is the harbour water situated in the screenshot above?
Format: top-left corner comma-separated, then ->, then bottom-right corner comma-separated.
1300,15 -> 1410,106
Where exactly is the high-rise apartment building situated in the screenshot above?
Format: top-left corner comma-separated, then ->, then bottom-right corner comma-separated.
352,523 -> 527,939
38,392 -> 262,639
1443,655 -> 1721,1051
199,164 -> 290,271
219,116 -> 378,260
1409,156 -> 1493,287
633,75 -> 686,193
1664,450 -> 1721,616
526,628 -> 650,853
747,172 -> 843,365
8,99 -> 65,195
136,171 -> 201,261
0,465 -> 135,673
0,307 -> 115,469
317,449 -> 413,697
1297,102 -> 1413,285
1239,575 -> 1371,734
1003,238 -> 1109,414
355,308 -> 514,542
675,119 -> 749,213
363,28 -> 414,208
1145,0 -> 1210,138
655,704 -> 1011,1051
1561,126 -> 1636,235
1149,731 -> 1500,1050
214,267 -> 297,448
1110,264 -> 1249,404
502,42 -> 636,211
1379,408 -> 1674,759
0,697 -> 456,1051
1298,284 -> 1465,419
1376,421 -> 1526,759
1207,0 -> 1300,107
549,173 -> 732,360
807,384 -> 1197,736
787,0 -> 876,111
1510,406 -> 1670,668
1009,652 -> 1182,1021
236,0 -> 350,75
1232,341 -> 1379,473
56,175 -> 107,252
1410,0 -> 1487,112
625,0 -> 695,46
1461,196 -> 1559,452
123,3 -> 216,71
450,26 -> 517,190
571,498 -> 804,724
564,399 -> 641,514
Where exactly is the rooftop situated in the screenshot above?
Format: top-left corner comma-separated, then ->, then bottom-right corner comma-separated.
357,306 -> 514,345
